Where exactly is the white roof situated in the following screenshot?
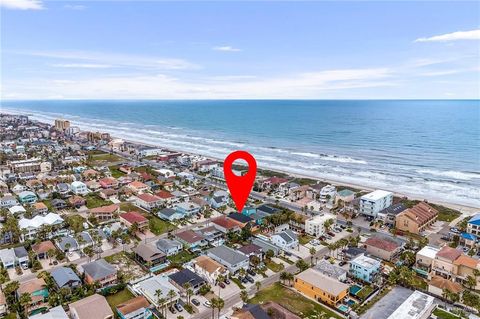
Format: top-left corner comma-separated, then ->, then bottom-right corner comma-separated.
19,212 -> 64,229
387,290 -> 434,319
416,246 -> 439,259
0,248 -> 16,265
9,205 -> 26,214
29,305 -> 69,319
307,213 -> 335,224
71,181 -> 86,187
361,190 -> 393,201
135,274 -> 179,306
351,254 -> 381,269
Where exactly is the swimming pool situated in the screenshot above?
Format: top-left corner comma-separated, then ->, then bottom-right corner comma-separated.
350,285 -> 362,295
338,305 -> 349,313
347,299 -> 356,306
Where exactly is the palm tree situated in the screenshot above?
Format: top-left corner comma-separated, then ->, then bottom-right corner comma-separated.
309,247 -> 316,266
287,273 -> 294,286
210,298 -> 218,319
215,297 -> 225,319
167,289 -> 176,313
255,281 -> 261,292
466,275 -> 476,290
280,271 -> 288,285
183,283 -> 192,305
19,292 -> 32,317
155,289 -> 166,317
240,289 -> 248,305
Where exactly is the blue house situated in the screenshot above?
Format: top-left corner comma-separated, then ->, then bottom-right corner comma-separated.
349,254 -> 381,283
157,208 -> 184,221
51,266 -> 82,289
242,207 -> 256,216
18,191 -> 37,204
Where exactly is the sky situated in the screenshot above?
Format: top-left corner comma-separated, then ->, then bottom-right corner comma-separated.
1,0 -> 479,99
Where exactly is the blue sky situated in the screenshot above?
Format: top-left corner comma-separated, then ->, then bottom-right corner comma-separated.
1,0 -> 479,99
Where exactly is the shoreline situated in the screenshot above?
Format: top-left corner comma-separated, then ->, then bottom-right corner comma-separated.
19,114 -> 479,214
109,134 -> 480,214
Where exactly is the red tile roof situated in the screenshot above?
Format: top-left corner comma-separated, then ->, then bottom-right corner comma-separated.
401,202 -> 438,225
155,190 -> 174,199
437,245 -> 462,261
265,176 -> 289,185
137,193 -> 161,203
365,236 -> 400,252
90,204 -> 119,214
120,211 -> 147,224
176,230 -> 205,243
211,216 -> 242,230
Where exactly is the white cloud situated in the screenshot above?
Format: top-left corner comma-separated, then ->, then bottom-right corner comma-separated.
64,4 -> 86,10
50,63 -> 112,68
213,46 -> 242,52
415,29 -> 480,42
24,50 -> 200,70
0,0 -> 43,10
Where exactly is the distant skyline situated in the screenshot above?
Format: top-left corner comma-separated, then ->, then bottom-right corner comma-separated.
1,0 -> 479,99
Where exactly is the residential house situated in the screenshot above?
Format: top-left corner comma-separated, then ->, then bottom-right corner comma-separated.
232,304 -> 270,319
32,202 -> 48,215
56,183 -> 70,197
18,190 -> 38,204
0,194 -> 18,208
120,211 -> 148,230
99,188 -> 118,200
32,240 -> 57,260
128,181 -> 149,194
195,226 -> 225,247
305,213 -> 335,237
364,235 -> 403,261
314,260 -> 348,282
89,204 -> 119,222
191,255 -> 228,285
453,255 -> 480,290
116,296 -> 152,319
155,190 -> 175,205
19,213 -> 64,241
207,245 -> 249,274
169,268 -> 206,293
431,245 -> 462,280
319,185 -> 336,205
51,266 -> 82,289
465,213 -> 480,247
9,205 -> 26,216
134,274 -> 179,308
378,203 -> 407,226
359,190 -> 393,218
81,259 -> 117,287
175,230 -> 206,250
0,248 -> 16,268
395,202 -> 438,235
386,291 -> 435,319
271,229 -> 298,250
157,207 -> 183,221
14,246 -> 29,268
155,238 -> 182,256
17,278 -> 49,316
349,254 -> 381,283
211,216 -> 242,233
415,245 -> 440,277
175,202 -> 200,217
428,276 -> 464,298
136,193 -> 162,211
252,237 -> 281,256
68,195 -> 86,208
29,305 -> 69,319
132,243 -> 166,267
294,268 -> 349,306
51,198 -> 67,210
238,244 -> 264,264
71,181 -> 88,195
56,236 -> 79,253
228,213 -> 255,228
99,177 -> 119,189
69,294 -> 114,319
261,176 -> 289,192
335,189 -> 355,205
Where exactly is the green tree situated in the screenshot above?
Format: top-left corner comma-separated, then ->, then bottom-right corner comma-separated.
240,289 -> 248,304
19,292 -> 32,317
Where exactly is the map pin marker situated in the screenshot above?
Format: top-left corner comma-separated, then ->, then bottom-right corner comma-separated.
223,150 -> 257,213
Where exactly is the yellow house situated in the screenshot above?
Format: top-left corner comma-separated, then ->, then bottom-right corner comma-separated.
294,268 -> 349,306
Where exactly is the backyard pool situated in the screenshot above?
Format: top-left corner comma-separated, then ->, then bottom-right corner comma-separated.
338,305 -> 349,313
350,285 -> 362,295
347,299 -> 356,306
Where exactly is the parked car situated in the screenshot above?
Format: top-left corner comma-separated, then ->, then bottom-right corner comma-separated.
169,306 -> 177,314
339,261 -> 347,266
192,299 -> 200,306
174,303 -> 183,312
247,269 -> 256,276
246,276 -> 255,283
224,278 -> 230,284
324,255 -> 330,260
219,282 -> 226,288
204,300 -> 212,307
241,277 -> 248,284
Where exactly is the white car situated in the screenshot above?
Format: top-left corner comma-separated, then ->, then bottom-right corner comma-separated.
204,300 -> 212,308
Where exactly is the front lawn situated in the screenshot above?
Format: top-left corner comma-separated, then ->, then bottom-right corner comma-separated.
85,193 -> 113,209
356,285 -> 374,301
250,283 -> 342,319
265,259 -> 285,272
88,153 -> 123,165
106,288 -> 134,311
109,166 -> 126,178
148,216 -> 174,235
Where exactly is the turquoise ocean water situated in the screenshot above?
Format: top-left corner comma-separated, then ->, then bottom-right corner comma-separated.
2,99 -> 479,207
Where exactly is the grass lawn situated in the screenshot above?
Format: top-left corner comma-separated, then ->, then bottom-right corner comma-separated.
85,193 -> 113,209
106,288 -> 134,311
89,153 -> 123,165
231,277 -> 246,290
299,234 -> 315,245
357,285 -> 374,301
120,202 -> 144,213
65,214 -> 87,233
265,259 -> 285,272
250,283 -> 342,319
109,166 -> 126,178
148,216 -> 174,235
433,308 -> 460,319
168,250 -> 196,264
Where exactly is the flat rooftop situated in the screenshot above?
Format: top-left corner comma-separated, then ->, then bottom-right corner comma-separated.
416,245 -> 439,259
361,190 -> 393,201
386,290 -> 434,319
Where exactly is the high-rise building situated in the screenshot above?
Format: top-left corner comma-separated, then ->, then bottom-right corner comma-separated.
54,119 -> 70,131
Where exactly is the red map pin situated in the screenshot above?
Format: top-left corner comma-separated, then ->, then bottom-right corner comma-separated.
223,150 -> 257,213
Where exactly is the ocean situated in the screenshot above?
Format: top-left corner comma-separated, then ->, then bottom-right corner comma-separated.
2,100 -> 479,208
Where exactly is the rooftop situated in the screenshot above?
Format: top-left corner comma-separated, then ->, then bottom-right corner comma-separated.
386,290 -> 435,319
436,246 -> 462,261
351,254 -> 381,269
116,296 -> 150,316
361,190 -> 393,201
295,268 -> 349,296
69,294 -> 113,319
416,245 -> 439,259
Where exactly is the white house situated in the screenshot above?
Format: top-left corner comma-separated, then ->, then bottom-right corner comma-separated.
70,181 -> 88,195
271,229 -> 299,250
135,193 -> 162,211
359,190 -> 393,218
305,213 -> 336,237
0,195 -> 18,208
155,238 -> 182,256
319,185 -> 336,205
190,255 -> 228,285
19,213 -> 64,241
